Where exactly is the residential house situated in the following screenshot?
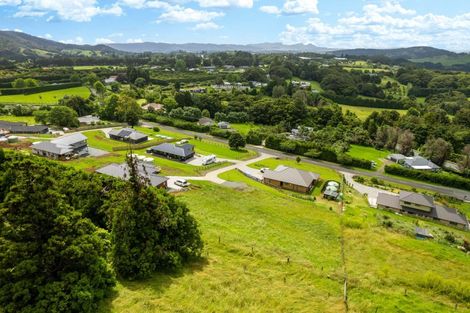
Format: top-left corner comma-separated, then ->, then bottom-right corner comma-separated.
31,133 -> 88,160
147,142 -> 195,161
104,76 -> 118,84
198,117 -> 214,126
0,120 -> 49,134
109,128 -> 148,144
263,165 -> 320,193
96,161 -> 168,188
376,191 -> 469,229
289,126 -> 313,141
388,154 -> 440,171
142,103 -> 164,112
218,121 -> 230,129
78,115 -> 101,125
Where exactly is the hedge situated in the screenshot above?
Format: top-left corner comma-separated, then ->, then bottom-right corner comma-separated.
384,164 -> 470,190
0,82 -> 82,95
322,92 -> 405,109
408,87 -> 470,98
209,128 -> 233,139
112,138 -> 176,151
142,114 -> 211,133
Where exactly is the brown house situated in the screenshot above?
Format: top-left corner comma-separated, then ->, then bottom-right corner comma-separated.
263,165 -> 320,193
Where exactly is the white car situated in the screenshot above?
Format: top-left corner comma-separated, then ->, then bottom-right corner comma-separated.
175,179 -> 190,188
260,167 -> 269,173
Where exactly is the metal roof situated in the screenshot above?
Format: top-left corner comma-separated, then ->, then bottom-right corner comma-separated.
399,191 -> 435,208
377,193 -> 401,210
109,128 -> 148,141
434,205 -> 468,226
31,141 -> 73,155
52,133 -> 87,146
96,162 -> 168,187
263,165 -> 320,188
149,142 -> 194,158
404,156 -> 440,170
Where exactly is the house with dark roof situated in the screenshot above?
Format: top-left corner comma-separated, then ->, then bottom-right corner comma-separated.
96,161 -> 168,188
109,128 -> 148,144
263,165 -> 320,193
31,133 -> 88,160
0,120 -> 49,134
377,191 -> 469,229
147,142 -> 195,161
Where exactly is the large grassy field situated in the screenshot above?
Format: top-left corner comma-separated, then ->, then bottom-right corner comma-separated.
340,105 -> 407,120
347,144 -> 390,169
0,87 -> 91,105
0,115 -> 37,124
98,177 -> 470,312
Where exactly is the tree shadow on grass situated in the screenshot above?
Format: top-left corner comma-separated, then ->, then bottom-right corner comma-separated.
97,257 -> 209,313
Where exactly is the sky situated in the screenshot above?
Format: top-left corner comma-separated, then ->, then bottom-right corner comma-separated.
0,0 -> 470,51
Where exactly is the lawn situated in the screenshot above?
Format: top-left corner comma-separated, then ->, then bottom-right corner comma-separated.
340,104 -> 407,120
189,138 -> 257,160
230,123 -> 260,135
99,180 -> 345,313
347,144 -> 390,169
0,87 -> 91,105
247,157 -> 341,196
0,115 -> 37,124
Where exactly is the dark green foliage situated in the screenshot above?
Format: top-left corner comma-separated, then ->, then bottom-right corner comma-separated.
143,114 -> 210,133
322,91 -> 405,109
228,132 -> 246,150
111,156 -> 203,279
384,164 -> 470,190
0,82 -> 81,95
0,156 -> 115,313
59,95 -> 94,117
246,129 -> 264,145
49,106 -> 80,127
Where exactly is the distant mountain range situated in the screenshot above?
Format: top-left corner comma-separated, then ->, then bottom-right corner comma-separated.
106,42 -> 332,54
0,31 -> 119,60
0,30 -> 468,64
330,46 -> 456,60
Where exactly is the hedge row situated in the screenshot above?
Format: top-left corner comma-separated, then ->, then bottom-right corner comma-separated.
408,87 -> 470,97
209,128 -> 233,139
149,75 -> 215,86
384,164 -> 470,190
265,134 -> 372,169
322,92 -> 405,109
142,114 -> 211,133
0,75 -> 71,83
0,82 -> 82,95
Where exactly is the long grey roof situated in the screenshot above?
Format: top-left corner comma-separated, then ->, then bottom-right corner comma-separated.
150,142 -> 194,158
263,165 -> 320,187
109,128 -> 148,141
96,162 -> 168,187
404,156 -> 440,170
0,120 -> 48,133
52,133 -> 87,146
399,191 -> 435,208
31,141 -> 73,155
434,205 -> 468,226
377,193 -> 401,210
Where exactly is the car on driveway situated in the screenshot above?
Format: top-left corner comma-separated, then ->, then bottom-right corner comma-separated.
175,179 -> 190,187
260,167 -> 269,173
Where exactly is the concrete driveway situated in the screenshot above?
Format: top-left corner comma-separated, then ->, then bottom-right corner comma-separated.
342,172 -> 396,207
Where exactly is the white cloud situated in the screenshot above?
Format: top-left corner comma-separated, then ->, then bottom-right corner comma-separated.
60,36 -> 84,44
95,37 -> 115,44
15,0 -> 123,22
14,10 -> 47,17
260,5 -> 280,15
260,0 -> 318,15
0,0 -> 21,5
280,0 -> 470,51
196,0 -> 252,8
126,38 -> 144,43
44,33 -> 52,39
159,7 -> 223,23
193,21 -> 221,30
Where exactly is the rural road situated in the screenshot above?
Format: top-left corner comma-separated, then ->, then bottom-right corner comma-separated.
142,121 -> 470,201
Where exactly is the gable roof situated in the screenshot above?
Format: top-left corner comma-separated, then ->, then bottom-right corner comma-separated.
96,162 -> 168,187
399,191 -> 435,208
404,156 -> 440,170
109,128 -> 148,141
31,141 -> 73,155
263,165 -> 320,188
150,142 -> 194,158
0,120 -> 48,133
52,133 -> 87,146
377,193 -> 401,210
434,205 -> 468,226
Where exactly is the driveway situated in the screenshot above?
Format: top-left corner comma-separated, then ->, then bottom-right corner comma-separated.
342,172 -> 396,207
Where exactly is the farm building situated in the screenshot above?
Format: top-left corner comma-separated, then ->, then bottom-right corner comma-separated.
31,133 -> 88,160
96,161 -> 168,188
263,165 -> 320,194
377,191 -> 468,229
323,181 -> 341,200
147,142 -> 195,161
0,120 -> 49,134
109,128 -> 148,144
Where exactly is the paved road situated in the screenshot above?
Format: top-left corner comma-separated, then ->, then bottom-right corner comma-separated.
142,121 -> 470,201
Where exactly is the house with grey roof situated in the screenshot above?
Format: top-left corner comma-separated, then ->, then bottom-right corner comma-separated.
78,115 -> 101,125
147,142 -> 195,161
198,117 -> 214,126
109,128 -> 148,144
388,154 -> 440,171
96,161 -> 168,188
31,133 -> 88,160
0,120 -> 49,134
377,191 -> 469,229
263,165 -> 320,193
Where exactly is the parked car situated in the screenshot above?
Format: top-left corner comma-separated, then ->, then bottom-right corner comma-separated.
175,179 -> 190,187
260,167 -> 269,173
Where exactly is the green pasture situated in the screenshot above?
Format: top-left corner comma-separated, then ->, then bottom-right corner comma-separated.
0,87 -> 91,105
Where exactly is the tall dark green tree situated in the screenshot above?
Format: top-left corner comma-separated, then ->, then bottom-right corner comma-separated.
0,158 -> 115,313
111,155 -> 203,279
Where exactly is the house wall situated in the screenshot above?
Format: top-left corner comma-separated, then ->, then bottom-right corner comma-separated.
399,200 -> 432,213
263,178 -> 311,193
